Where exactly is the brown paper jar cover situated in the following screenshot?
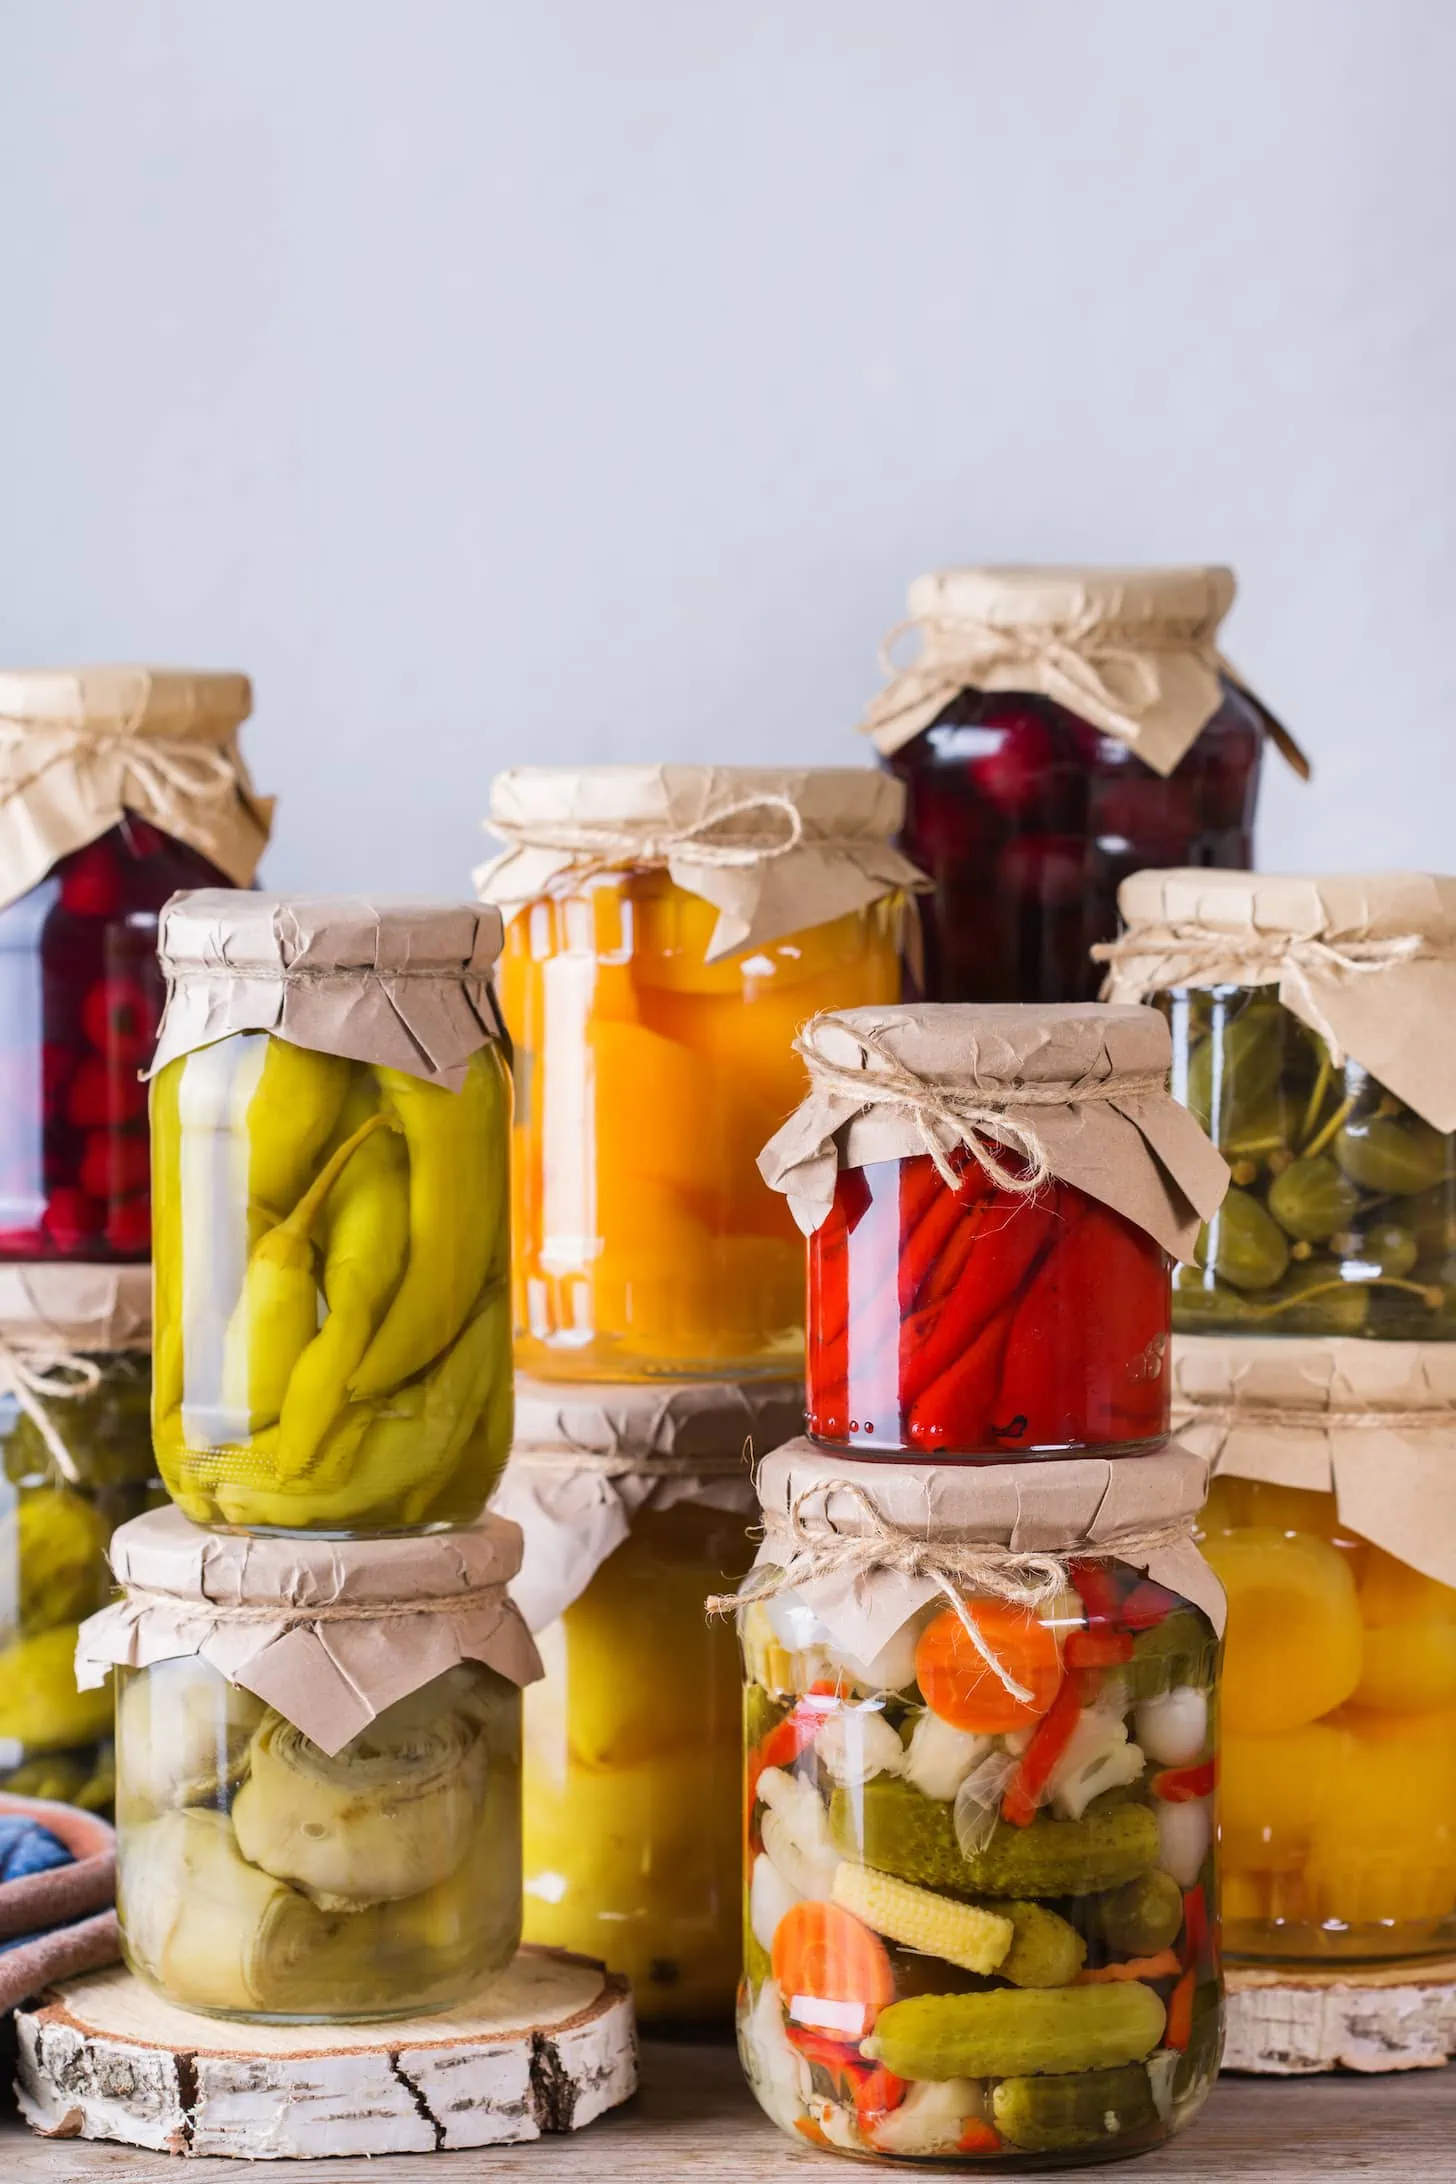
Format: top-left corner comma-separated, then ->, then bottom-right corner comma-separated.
0,1263 -> 152,1357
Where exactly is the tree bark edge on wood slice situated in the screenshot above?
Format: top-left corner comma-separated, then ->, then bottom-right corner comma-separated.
15,1945 -> 639,2158
1225,1956 -> 1456,2076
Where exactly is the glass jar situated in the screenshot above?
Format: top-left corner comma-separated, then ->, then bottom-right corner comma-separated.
115,1655 -> 521,2021
738,1564 -> 1222,2162
1202,1474 -> 1456,1961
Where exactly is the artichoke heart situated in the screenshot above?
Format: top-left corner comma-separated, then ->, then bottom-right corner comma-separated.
116,1658 -> 266,1812
121,1809 -> 331,2016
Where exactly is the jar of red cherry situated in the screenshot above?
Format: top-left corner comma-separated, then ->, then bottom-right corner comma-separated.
857,567 -> 1308,1004
759,1003 -> 1228,1460
0,668 -> 272,1262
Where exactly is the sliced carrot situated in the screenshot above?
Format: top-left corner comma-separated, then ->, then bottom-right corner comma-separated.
1165,1967 -> 1197,2051
1064,1626 -> 1135,1670
1075,1949 -> 1182,1984
915,1600 -> 1063,1734
957,2118 -> 1003,2153
794,2114 -> 832,2148
771,1900 -> 896,2040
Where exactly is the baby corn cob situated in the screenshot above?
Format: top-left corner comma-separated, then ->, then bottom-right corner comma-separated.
831,1861 -> 1014,1975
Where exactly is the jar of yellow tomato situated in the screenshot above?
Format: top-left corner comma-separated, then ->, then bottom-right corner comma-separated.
477,766 -> 922,1379
495,1375 -> 802,2030
1175,1330 -> 1456,1961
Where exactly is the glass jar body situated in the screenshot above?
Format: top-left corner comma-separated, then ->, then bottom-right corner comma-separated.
498,873 -> 902,1380
151,1035 -> 513,1533
1159,985 -> 1456,1339
0,1353 -> 156,1809
807,1153 -> 1170,1459
522,1499 -> 751,2030
115,1656 -> 521,2022
738,1566 -> 1222,2163
0,820 -> 231,1261
1203,1475 -> 1456,1962
885,685 -> 1263,1005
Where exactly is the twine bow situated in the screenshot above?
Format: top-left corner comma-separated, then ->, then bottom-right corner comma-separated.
0,713 -> 244,844
0,1339 -> 103,1484
795,1011 -> 1167,1196
484,790 -> 808,891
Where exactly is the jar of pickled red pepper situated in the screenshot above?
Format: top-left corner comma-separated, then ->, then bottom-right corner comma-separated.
495,1375 -> 800,2030
477,766 -> 922,1380
855,567 -> 1307,1005
1173,1330 -> 1456,1962
1100,870 -> 1456,1340
149,892 -> 512,1534
0,1265 -> 157,1811
760,1003 -> 1228,1459
734,1441 -> 1225,2164
77,1504 -> 541,2022
0,668 -> 272,1261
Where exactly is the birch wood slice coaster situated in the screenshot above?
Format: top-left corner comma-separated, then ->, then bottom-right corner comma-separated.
15,1944 -> 637,2159
1225,1956 -> 1456,2075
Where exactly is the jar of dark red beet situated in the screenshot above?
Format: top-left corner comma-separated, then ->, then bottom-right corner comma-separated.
856,567 -> 1308,1004
0,669 -> 272,1260
759,1003 -> 1229,1460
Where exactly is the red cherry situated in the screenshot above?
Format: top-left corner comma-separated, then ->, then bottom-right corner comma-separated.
104,1193 -> 152,1256
42,1187 -> 104,1253
997,835 -> 1091,908
42,1042 -> 78,1094
1089,775 -> 1197,860
80,975 -> 156,1067
0,1224 -> 45,1256
967,707 -> 1058,817
79,1130 -> 151,1202
58,841 -> 123,919
67,1054 -> 149,1130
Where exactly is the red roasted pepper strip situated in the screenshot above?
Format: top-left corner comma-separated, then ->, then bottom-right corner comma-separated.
746,1684 -> 838,1845
1164,1968 -> 1197,2052
904,1296 -> 1019,1454
1153,1759 -> 1217,1804
1118,1577 -> 1182,1632
1182,1883 -> 1210,1970
1001,1668 -> 1082,1827
897,1187 -> 1055,1412
896,1155 -> 992,1310
784,2027 -> 906,2123
957,2120 -> 1003,2154
1064,1627 -> 1135,1671
1069,1559 -> 1127,1628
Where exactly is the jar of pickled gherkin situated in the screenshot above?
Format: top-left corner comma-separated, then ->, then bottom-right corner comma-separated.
1174,1330 -> 1456,1963
760,1003 -> 1227,1459
0,668 -> 272,1262
0,1265 -> 157,1811
149,892 -> 512,1534
1099,871 -> 1456,1340
494,1374 -> 800,2032
732,1442 -> 1225,2164
76,1503 -> 541,2022
856,568 -> 1306,1006
477,766 -> 923,1379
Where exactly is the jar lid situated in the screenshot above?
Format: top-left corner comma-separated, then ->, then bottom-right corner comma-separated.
1101,868 -> 1456,1132
0,666 -> 273,913
476,763 -> 926,959
759,1000 -> 1228,1259
75,1505 -> 542,1756
152,890 -> 506,1088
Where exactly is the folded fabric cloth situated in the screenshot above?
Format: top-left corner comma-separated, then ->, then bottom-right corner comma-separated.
0,1794 -> 120,2009
0,1910 -> 120,2013
0,1817 -> 73,1884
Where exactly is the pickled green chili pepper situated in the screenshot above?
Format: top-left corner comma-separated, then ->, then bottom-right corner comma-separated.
241,1041 -> 353,1231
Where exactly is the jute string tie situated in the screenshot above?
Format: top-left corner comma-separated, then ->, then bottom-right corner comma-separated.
486,790 -> 816,889
796,1011 -> 1169,1196
0,708 -> 243,844
1173,1395 -> 1456,1434
0,1340 -> 105,1485
119,1581 -> 513,1624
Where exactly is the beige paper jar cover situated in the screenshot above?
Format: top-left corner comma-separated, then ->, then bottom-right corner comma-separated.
492,1375 -> 802,1633
151,890 -> 505,1089
76,1505 -> 542,1757
0,666 -> 273,912
1172,1331 -> 1456,1591
855,565 -> 1308,779
475,763 -> 928,961
0,1263 -> 152,1487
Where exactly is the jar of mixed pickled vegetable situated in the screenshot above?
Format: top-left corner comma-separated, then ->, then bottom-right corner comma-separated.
736,1444 -> 1225,2163
761,1002 -> 1227,1459
78,1504 -> 541,2022
0,1266 -> 156,1810
1100,871 -> 1456,1340
478,766 -> 920,1379
0,668 -> 272,1261
495,1376 -> 800,2031
1174,1330 -> 1456,1962
856,568 -> 1305,1005
150,892 -> 512,1533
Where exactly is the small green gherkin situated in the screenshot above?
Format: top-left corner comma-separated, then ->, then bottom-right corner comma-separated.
1266,1156 -> 1360,1243
1193,1188 -> 1289,1292
1335,1113 -> 1450,1195
993,2063 -> 1160,2152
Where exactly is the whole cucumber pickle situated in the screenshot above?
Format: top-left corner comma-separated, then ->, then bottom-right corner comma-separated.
865,1982 -> 1166,2080
1093,1868 -> 1185,1956
1335,1113 -> 1449,1196
834,1778 -> 1160,1897
993,2063 -> 1158,2151
1194,1189 -> 1289,1293
999,1900 -> 1087,1988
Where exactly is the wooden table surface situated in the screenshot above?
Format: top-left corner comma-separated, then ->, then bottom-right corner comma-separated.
4,2041 -> 1454,2181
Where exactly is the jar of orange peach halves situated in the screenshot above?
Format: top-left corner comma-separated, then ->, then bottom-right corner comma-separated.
477,767 -> 924,1380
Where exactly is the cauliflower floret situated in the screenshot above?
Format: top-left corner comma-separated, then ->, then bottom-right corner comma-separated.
749,1850 -> 802,1954
813,1709 -> 906,1788
870,2078 -> 988,2156
758,1766 -> 839,1900
1047,1708 -> 1146,1821
741,1977 -> 812,2134
902,1710 -> 994,1802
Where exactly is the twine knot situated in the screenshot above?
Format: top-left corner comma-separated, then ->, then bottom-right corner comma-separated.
486,790 -> 810,890
0,1339 -> 104,1484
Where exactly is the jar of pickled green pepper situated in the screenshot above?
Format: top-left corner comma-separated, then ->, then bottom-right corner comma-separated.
77,1503 -> 542,2022
0,1264 -> 157,1810
734,1442 -> 1225,2164
1099,872 -> 1456,1340
149,892 -> 512,1534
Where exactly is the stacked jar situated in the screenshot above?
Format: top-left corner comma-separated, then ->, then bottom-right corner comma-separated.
730,1002 -> 1232,2166
1102,869 -> 1456,1967
0,666 -> 270,1812
853,565 -> 1306,1005
476,764 -> 925,2030
77,890 -> 541,2023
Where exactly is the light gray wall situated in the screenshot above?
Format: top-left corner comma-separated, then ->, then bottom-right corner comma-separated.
2,2 -> 1452,896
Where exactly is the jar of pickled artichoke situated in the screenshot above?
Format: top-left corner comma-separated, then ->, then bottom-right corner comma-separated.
149,891 -> 512,1533
0,668 -> 272,1261
1100,871 -> 1456,1340
0,1265 -> 156,1810
1174,1330 -> 1456,1962
760,1002 -> 1227,1459
494,1375 -> 800,2031
733,1442 -> 1225,2164
477,766 -> 922,1379
77,1503 -> 541,2021
856,568 -> 1306,1006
